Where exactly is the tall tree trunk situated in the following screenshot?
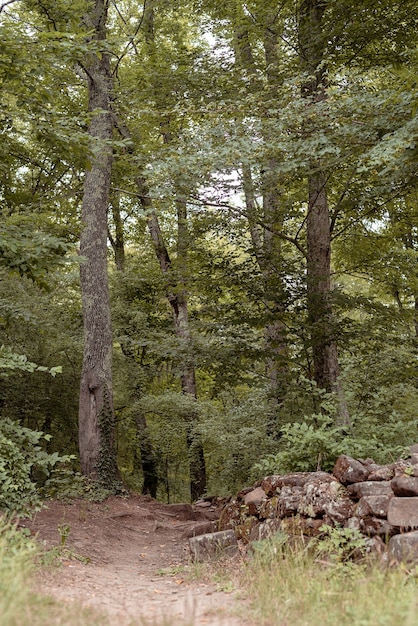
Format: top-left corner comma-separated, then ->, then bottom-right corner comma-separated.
136,2 -> 206,500
299,0 -> 349,424
78,0 -> 119,485
137,177 -> 207,500
306,170 -> 340,391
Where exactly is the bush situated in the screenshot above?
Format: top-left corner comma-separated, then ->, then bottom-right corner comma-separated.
0,417 -> 72,517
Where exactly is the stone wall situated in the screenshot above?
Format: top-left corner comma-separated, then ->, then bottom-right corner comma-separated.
217,449 -> 418,562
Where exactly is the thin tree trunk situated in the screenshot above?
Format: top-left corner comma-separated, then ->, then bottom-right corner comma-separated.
108,191 -> 126,272
299,0 -> 349,425
306,170 -> 339,391
78,0 -> 119,484
135,412 -> 159,498
108,188 -> 160,495
137,177 -> 207,500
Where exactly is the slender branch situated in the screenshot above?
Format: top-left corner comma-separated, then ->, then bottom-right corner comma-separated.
0,0 -> 19,13
112,0 -> 148,76
188,192 -> 307,257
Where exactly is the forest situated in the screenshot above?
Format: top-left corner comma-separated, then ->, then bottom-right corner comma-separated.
1,0 -> 418,511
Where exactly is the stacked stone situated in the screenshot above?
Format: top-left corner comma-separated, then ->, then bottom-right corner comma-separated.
386,444 -> 418,562
213,449 -> 418,562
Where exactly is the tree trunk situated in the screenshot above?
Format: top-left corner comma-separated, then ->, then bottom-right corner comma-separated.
108,191 -> 126,272
78,0 -> 119,485
306,169 -> 339,392
135,411 -> 159,498
137,177 -> 207,500
299,0 -> 349,424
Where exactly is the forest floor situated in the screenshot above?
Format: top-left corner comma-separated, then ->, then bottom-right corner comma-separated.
21,494 -> 254,626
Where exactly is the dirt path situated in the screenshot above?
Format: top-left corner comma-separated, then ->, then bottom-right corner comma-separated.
22,495 -> 251,625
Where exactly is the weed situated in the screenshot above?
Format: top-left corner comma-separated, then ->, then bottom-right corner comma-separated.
314,524 -> 368,563
240,532 -> 418,626
58,521 -> 71,547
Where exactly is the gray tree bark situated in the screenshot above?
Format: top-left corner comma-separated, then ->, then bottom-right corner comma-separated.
299,0 -> 349,424
136,1 -> 206,500
137,176 -> 207,501
78,0 -> 119,484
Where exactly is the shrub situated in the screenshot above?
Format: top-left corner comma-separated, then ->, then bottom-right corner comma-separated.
0,417 -> 72,517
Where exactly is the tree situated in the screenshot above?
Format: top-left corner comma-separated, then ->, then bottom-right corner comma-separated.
298,0 -> 347,420
78,0 -> 119,486
134,1 -> 207,500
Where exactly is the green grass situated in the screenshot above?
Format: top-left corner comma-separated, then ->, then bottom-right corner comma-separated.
0,517 -> 111,626
4,517 -> 418,626
239,533 -> 418,626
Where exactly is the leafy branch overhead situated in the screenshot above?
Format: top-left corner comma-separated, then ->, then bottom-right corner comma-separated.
0,0 -> 418,508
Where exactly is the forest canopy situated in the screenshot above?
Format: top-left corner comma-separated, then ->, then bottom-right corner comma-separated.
0,0 -> 417,507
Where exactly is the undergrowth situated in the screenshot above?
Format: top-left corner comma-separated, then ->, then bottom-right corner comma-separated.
0,516 -> 109,626
239,531 -> 418,626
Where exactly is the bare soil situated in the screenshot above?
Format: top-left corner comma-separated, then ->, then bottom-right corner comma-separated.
21,495 -> 252,626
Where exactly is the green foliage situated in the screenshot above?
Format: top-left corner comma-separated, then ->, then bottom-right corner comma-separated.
0,221 -> 72,288
241,531 -> 418,626
0,418 -> 72,517
202,388 -> 278,495
315,524 -> 367,564
0,346 -> 62,377
249,530 -> 291,566
41,469 -> 116,503
252,409 -> 409,478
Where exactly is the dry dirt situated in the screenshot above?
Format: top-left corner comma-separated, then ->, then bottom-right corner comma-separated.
21,495 -> 253,626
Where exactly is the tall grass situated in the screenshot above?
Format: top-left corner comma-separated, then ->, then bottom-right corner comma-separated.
0,518 -> 38,626
0,517 -> 112,626
240,532 -> 418,626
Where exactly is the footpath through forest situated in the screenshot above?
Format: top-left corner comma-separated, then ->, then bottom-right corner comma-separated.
22,495 -> 253,626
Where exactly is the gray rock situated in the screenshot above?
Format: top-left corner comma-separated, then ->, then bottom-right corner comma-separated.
368,465 -> 395,481
333,455 -> 369,485
347,481 -> 393,499
244,486 -> 268,515
298,477 -> 353,522
389,531 -> 418,563
345,516 -> 361,531
249,518 -> 281,542
277,486 -> 302,517
244,486 -> 267,505
189,530 -> 238,562
359,516 -> 395,537
394,460 -> 413,477
391,476 -> 418,497
355,495 -> 392,519
182,521 -> 218,538
261,475 -> 283,496
387,497 -> 418,527
261,473 -> 318,496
